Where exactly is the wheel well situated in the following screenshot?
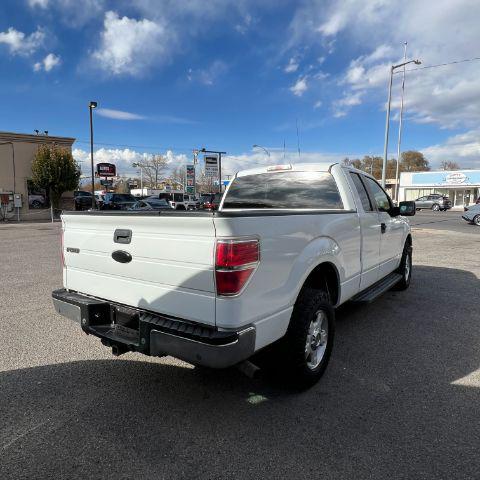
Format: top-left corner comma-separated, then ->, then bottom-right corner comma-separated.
301,262 -> 339,305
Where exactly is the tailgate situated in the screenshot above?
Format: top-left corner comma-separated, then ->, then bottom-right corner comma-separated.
62,213 -> 217,326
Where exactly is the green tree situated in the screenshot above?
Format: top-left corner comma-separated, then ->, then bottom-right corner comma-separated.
31,144 -> 80,209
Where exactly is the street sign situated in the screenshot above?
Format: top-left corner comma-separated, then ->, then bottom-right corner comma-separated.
186,164 -> 196,196
100,179 -> 113,187
96,162 -> 116,177
204,155 -> 218,178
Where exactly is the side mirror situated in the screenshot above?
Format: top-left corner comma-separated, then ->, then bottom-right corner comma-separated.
395,201 -> 416,216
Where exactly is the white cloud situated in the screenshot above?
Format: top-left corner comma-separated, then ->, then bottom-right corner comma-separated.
97,108 -> 146,121
284,57 -> 299,73
0,27 -> 45,56
28,0 -> 49,7
314,100 -> 322,109
187,60 -> 227,86
333,91 -> 364,117
421,129 -> 480,168
92,11 -> 174,76
290,76 -> 308,97
73,147 -> 189,175
28,0 -> 106,27
33,52 -> 60,72
288,0 -> 480,128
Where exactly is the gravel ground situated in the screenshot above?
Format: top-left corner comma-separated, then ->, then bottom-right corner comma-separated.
0,217 -> 479,479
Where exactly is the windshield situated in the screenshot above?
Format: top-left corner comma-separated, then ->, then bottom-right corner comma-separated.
222,171 -> 343,209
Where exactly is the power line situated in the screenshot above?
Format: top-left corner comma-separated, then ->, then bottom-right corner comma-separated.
401,56 -> 480,73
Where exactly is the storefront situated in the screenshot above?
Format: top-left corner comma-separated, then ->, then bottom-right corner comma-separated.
398,170 -> 480,210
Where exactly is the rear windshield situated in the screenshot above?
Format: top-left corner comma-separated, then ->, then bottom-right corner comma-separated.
222,171 -> 343,209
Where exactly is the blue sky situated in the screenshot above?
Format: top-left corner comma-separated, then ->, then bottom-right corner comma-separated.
1,0 -> 480,176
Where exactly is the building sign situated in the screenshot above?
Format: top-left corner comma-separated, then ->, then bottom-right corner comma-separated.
96,162 -> 116,177
411,170 -> 480,187
204,155 -> 218,178
100,179 -> 113,187
186,164 -> 195,194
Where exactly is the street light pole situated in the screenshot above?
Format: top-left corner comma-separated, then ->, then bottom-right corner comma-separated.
89,101 -> 97,209
381,59 -> 421,188
394,42 -> 408,201
253,144 -> 271,157
381,66 -> 394,188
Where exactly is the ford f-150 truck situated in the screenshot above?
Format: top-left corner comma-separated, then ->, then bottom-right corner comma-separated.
52,163 -> 415,389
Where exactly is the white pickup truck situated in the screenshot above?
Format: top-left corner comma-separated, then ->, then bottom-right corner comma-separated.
53,163 -> 416,389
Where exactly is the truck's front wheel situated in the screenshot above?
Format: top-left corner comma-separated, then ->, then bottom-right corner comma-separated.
268,287 -> 335,390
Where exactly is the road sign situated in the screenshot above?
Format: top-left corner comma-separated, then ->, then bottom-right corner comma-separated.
186,164 -> 196,195
204,155 -> 218,178
96,162 -> 116,177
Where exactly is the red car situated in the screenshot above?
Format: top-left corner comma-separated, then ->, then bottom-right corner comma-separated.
200,193 -> 222,210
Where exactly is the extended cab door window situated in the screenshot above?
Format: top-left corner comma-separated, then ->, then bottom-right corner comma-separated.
362,177 -> 391,212
350,173 -> 373,212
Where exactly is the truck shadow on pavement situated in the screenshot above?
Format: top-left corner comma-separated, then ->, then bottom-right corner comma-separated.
1,265 -> 479,479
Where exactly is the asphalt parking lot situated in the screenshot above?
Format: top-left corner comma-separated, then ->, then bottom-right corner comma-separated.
1,211 -> 479,479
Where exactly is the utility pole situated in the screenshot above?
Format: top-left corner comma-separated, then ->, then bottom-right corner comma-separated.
89,101 -> 97,209
381,58 -> 421,187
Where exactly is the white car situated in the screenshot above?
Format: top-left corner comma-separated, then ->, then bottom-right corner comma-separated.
462,203 -> 480,226
52,163 -> 415,389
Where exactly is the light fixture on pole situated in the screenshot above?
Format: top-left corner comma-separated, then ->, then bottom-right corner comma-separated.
89,101 -> 97,209
381,59 -> 421,188
253,144 -> 271,157
132,162 -> 144,194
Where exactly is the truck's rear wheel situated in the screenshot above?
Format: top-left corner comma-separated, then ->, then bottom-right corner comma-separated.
265,287 -> 335,390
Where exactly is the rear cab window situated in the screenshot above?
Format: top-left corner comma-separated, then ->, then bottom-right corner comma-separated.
222,171 -> 344,210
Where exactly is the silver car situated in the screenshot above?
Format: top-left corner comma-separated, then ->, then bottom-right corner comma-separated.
414,194 -> 452,211
462,204 -> 480,226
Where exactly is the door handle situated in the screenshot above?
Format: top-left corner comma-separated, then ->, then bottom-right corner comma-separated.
380,223 -> 386,234
114,229 -> 132,244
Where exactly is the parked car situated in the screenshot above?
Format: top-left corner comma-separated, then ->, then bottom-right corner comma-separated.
28,193 -> 46,208
183,194 -> 200,210
414,194 -> 452,211
200,193 -> 222,210
53,162 -> 416,390
101,193 -> 137,210
462,204 -> 480,226
129,197 -> 173,211
74,191 -> 96,210
155,192 -> 190,210
95,194 -> 104,209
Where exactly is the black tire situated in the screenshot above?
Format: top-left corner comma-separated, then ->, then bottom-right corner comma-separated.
393,241 -> 412,291
263,286 -> 335,390
432,203 -> 440,211
473,215 -> 480,226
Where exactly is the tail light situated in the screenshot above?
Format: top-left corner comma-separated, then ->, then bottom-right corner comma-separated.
215,238 -> 259,296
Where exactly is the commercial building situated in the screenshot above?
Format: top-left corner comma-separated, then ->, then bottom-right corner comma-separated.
399,169 -> 480,210
0,131 -> 75,220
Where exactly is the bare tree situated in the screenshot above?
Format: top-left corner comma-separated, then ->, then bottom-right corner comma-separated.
170,165 -> 186,188
440,160 -> 460,170
141,154 -> 168,188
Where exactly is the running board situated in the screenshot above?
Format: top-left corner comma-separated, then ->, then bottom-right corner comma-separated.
351,272 -> 403,303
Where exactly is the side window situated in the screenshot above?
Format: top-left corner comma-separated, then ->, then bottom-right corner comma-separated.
417,196 -> 426,201
364,177 -> 391,212
350,173 -> 373,212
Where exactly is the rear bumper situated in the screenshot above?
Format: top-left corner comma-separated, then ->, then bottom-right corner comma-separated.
52,289 -> 255,368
